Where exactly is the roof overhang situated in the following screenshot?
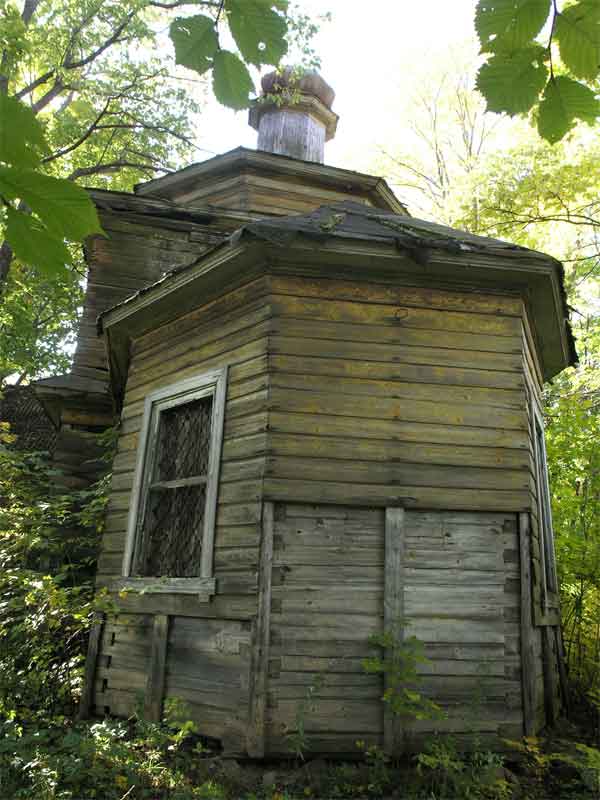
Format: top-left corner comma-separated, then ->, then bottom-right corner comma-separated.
33,373 -> 113,428
100,231 -> 575,407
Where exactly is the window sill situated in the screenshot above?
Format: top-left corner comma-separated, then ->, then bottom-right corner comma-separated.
113,576 -> 216,601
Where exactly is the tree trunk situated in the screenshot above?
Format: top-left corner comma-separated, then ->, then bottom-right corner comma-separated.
0,240 -> 14,287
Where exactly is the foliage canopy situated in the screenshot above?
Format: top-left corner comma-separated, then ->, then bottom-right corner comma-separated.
475,0 -> 600,143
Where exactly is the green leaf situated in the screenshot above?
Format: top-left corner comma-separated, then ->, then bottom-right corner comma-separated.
476,46 -> 548,114
475,0 -> 552,52
226,0 -> 288,67
212,50 -> 254,109
4,206 -> 72,274
0,95 -> 48,169
0,167 -> 103,240
169,14 -> 218,75
538,75 -> 600,143
555,1 -> 600,81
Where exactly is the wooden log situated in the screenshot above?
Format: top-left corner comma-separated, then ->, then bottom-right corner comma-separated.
144,614 -> 169,722
555,625 -> 570,717
384,507 -> 404,756
78,614 -> 104,720
268,275 -> 523,319
247,501 -> 274,757
268,290 -> 523,333
519,513 -> 536,736
542,625 -> 560,727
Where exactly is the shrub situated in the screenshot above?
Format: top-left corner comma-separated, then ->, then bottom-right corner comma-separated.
0,429 -> 110,723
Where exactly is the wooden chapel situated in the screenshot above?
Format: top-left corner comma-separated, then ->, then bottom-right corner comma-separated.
36,71 -> 576,755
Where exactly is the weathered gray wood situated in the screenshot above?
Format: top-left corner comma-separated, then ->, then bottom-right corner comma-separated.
519,512 -> 536,736
145,614 -> 169,722
78,614 -> 104,720
247,501 -> 274,757
268,274 -> 523,317
110,576 -> 215,599
542,625 -> 560,727
384,507 -> 404,756
149,476 -> 207,491
202,366 -> 228,579
555,625 -> 570,717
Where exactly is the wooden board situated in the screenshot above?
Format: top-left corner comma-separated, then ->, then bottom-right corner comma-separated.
267,502 -> 385,753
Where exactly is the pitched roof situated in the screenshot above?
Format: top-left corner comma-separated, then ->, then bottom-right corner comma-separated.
231,201 -> 546,261
133,147 -> 407,215
99,200 -> 577,387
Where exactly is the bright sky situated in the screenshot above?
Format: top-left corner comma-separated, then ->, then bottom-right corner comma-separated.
196,0 -> 481,171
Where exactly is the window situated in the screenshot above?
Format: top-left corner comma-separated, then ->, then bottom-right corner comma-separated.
122,368 -> 227,597
532,406 -> 558,603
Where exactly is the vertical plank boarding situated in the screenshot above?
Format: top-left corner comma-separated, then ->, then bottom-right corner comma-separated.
145,614 -> 169,722
247,501 -> 274,757
542,625 -> 560,726
384,507 -> 405,756
519,512 -> 536,735
555,626 -> 570,716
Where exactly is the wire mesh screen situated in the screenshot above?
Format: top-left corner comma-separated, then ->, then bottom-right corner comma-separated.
134,394 -> 214,577
136,485 -> 206,577
156,395 -> 213,481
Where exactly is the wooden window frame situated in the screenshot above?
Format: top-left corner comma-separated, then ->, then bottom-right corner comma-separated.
532,404 -> 558,608
120,367 -> 228,599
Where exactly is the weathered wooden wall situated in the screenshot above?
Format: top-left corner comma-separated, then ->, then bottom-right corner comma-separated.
93,276 -> 272,749
171,170 -> 387,216
263,274 -> 532,512
267,504 -> 523,754
75,208 -> 228,381
268,503 -> 385,754
90,271 -> 558,750
522,321 -> 564,728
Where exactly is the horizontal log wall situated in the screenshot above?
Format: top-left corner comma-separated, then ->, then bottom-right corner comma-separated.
92,271 -> 554,745
174,171 -> 383,216
266,503 -> 523,755
403,511 -> 523,746
263,275 -> 532,512
75,211 -> 231,381
523,323 -> 560,628
268,503 -> 385,755
93,276 -> 272,737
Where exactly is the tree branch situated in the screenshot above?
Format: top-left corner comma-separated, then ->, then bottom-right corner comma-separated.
66,161 -> 172,181
0,0 -> 42,95
42,99 -> 112,165
30,79 -> 70,114
63,13 -> 136,70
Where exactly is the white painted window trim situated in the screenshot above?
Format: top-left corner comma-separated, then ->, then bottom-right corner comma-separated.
532,403 -> 558,606
121,367 -> 228,598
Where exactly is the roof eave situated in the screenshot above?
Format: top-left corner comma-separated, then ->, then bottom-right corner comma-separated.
99,234 -> 574,407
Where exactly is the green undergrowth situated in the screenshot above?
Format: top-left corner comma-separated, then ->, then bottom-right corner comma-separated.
1,431 -> 599,799
2,709 -> 600,800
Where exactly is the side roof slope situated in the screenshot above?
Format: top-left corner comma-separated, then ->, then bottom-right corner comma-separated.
100,201 -> 577,391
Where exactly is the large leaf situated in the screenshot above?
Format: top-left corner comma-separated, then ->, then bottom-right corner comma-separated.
0,167 -> 103,240
477,46 -> 548,114
212,50 -> 254,109
475,0 -> 552,52
555,0 -> 600,81
170,14 -> 218,75
0,95 -> 48,169
538,75 -> 600,143
4,206 -> 72,274
226,0 -> 288,67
